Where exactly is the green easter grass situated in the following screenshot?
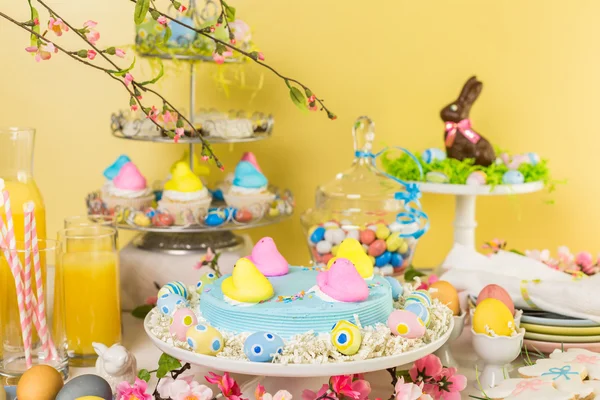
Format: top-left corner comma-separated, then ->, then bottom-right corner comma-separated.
381,150 -> 551,186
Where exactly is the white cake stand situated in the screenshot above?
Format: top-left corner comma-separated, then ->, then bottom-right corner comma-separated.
417,181 -> 544,249
144,314 -> 454,398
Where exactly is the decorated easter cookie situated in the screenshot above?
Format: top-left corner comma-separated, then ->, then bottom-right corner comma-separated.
517,359 -> 592,398
550,349 -> 600,380
331,320 -> 362,355
244,332 -> 284,362
327,238 -> 374,279
484,378 -> 576,400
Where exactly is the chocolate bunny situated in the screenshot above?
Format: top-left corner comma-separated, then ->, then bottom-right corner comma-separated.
440,76 -> 495,166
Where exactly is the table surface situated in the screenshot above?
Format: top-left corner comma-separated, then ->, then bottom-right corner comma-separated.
71,313 -> 501,399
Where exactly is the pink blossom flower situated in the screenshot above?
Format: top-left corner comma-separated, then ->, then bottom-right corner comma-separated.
213,50 -> 233,64
229,20 -> 251,42
302,384 -> 333,400
157,375 -> 213,400
157,16 -> 168,25
116,377 -> 152,400
48,17 -> 68,36
417,274 -> 438,291
124,72 -> 134,86
173,127 -> 185,143
131,104 -> 139,112
427,367 -> 467,400
147,106 -> 160,121
329,375 -> 368,400
83,20 -> 100,44
205,372 -> 244,400
178,5 -> 187,12
395,377 -> 423,400
255,384 -> 267,400
163,110 -> 175,124
87,49 -> 97,60
259,390 -> 293,400
257,52 -> 265,61
410,354 -> 443,384
115,48 -> 126,58
576,251 -> 594,269
25,42 -> 57,62
145,295 -> 157,305
33,17 -> 39,25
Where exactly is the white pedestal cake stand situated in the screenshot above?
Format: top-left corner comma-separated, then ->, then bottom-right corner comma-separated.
418,181 -> 544,249
144,314 -> 454,398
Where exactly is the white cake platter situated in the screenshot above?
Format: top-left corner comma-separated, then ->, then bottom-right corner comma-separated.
144,312 -> 454,377
416,181 -> 544,249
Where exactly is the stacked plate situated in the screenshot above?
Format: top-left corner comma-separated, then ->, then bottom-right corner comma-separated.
521,310 -> 600,353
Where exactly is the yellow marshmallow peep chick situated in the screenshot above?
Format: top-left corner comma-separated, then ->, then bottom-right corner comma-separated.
222,257 -> 274,303
327,238 -> 374,279
165,161 -> 205,192
175,150 -> 210,178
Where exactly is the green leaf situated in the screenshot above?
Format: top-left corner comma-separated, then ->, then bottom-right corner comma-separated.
163,25 -> 172,44
215,43 -> 226,55
137,369 -> 151,382
289,87 -> 308,111
131,304 -> 153,319
222,1 -> 236,21
150,10 -> 160,20
109,57 -> 136,76
105,46 -> 116,55
156,353 -> 181,378
138,63 -> 164,86
76,49 -> 88,58
30,6 -> 40,47
404,266 -> 426,282
134,0 -> 151,25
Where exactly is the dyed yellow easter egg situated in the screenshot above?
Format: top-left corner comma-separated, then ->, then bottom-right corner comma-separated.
473,298 -> 515,336
331,320 -> 362,355
186,323 -> 224,356
430,281 -> 460,316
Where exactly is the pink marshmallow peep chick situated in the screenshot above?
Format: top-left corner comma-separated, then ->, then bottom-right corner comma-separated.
247,237 -> 289,277
317,258 -> 368,302
113,162 -> 147,190
240,151 -> 262,173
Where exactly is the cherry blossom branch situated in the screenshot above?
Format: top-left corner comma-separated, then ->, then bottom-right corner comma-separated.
129,0 -> 336,119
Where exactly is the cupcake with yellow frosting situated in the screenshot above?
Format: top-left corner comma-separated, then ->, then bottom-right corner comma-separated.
158,161 -> 212,224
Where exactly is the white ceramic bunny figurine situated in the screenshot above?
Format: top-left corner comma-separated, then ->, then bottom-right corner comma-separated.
93,342 -> 137,391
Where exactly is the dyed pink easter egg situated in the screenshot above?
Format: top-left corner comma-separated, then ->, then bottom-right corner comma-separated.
153,213 -> 175,227
477,284 -> 515,315
359,229 -> 376,245
235,208 -> 253,223
387,310 -> 426,339
169,308 -> 198,341
368,240 -> 386,257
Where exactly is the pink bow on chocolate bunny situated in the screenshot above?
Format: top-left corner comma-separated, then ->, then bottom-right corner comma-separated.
440,76 -> 496,167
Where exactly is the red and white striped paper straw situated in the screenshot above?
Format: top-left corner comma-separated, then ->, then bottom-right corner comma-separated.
27,201 -> 58,359
0,180 -> 32,368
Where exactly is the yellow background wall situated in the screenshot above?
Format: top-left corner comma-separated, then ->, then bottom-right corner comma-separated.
0,0 -> 597,267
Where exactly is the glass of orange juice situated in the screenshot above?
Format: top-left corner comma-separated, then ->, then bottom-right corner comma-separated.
57,226 -> 120,367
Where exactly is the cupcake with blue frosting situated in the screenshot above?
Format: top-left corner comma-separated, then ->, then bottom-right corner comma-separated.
223,152 -> 275,210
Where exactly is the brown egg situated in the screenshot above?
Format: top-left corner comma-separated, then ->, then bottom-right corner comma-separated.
17,365 -> 64,400
430,280 -> 460,315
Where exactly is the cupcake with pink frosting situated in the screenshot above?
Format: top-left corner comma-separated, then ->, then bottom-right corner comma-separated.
102,160 -> 154,211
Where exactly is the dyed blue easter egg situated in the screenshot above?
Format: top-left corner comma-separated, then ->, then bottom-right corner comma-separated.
390,252 -> 403,267
145,208 -> 157,218
425,171 -> 449,183
527,152 -> 540,166
186,324 -> 224,356
243,332 -> 285,362
422,148 -> 446,164
196,272 -> 218,293
209,207 -> 233,219
502,170 -> 524,185
310,226 -> 326,244
233,161 -> 268,189
375,251 -> 392,267
205,211 -> 226,226
331,320 -> 362,356
157,293 -> 187,316
103,155 -> 131,180
168,16 -> 197,47
212,189 -> 225,201
404,301 -> 431,327
384,276 -> 404,300
158,281 -> 189,299
405,290 -> 432,306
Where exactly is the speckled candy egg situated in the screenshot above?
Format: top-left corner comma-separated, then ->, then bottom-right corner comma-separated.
375,251 -> 392,267
169,308 -> 198,341
196,272 -> 218,294
387,310 -> 426,339
205,211 -> 226,226
502,170 -> 524,185
186,324 -> 224,356
331,320 -> 362,356
324,228 -> 346,245
466,171 -> 487,185
157,293 -> 187,316
384,276 -> 404,300
404,301 -> 431,327
243,332 -> 285,362
405,290 -> 432,306
158,281 -> 189,299
359,229 -> 376,245
426,171 -> 449,183
527,152 -> 540,166
55,375 -> 112,400
346,229 -> 360,241
368,240 -> 386,257
422,148 -> 447,164
310,226 -> 326,243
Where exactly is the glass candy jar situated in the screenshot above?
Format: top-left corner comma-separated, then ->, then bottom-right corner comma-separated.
300,116 -> 428,276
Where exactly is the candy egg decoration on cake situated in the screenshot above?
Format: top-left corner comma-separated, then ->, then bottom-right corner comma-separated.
387,310 -> 426,339
157,293 -> 187,316
331,320 -> 362,356
186,324 -> 224,356
247,237 -> 289,277
170,308 -> 198,341
472,298 -> 515,336
405,289 -> 432,306
384,276 -> 404,300
196,272 -> 218,294
326,238 -> 374,279
243,332 -> 285,362
317,258 -> 369,302
221,257 -> 274,303
404,301 -> 431,327
440,76 -> 495,167
158,281 -> 189,299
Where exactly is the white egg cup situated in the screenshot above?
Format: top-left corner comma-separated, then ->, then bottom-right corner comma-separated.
434,311 -> 466,367
471,328 -> 525,390
470,308 -> 522,328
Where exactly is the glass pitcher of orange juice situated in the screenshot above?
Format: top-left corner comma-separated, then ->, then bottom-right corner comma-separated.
0,127 -> 47,368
